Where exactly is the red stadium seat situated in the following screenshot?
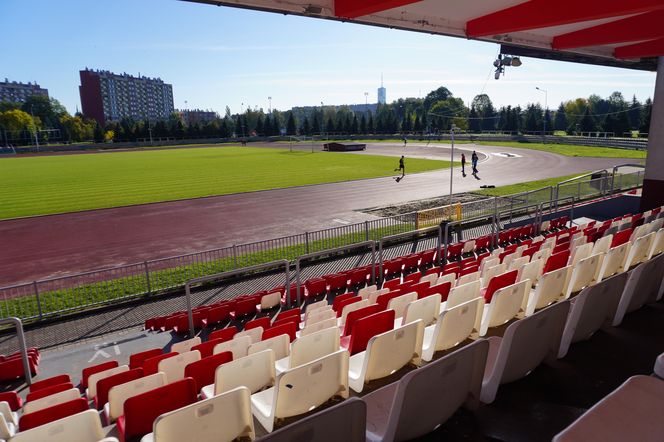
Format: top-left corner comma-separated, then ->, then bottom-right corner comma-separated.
403,272 -> 421,285
332,293 -> 356,312
0,357 -> 38,382
0,391 -> 22,411
347,268 -> 369,289
229,298 -> 257,321
274,307 -> 301,322
459,265 -> 479,277
94,368 -> 144,410
425,266 -> 442,277
271,315 -> 300,332
26,382 -> 75,402
344,310 -> 395,355
342,304 -> 382,337
334,296 -> 361,317
376,291 -> 405,311
81,360 -> 119,390
402,254 -> 420,274
262,322 -> 297,342
184,352 -> 233,392
382,259 -> 403,280
543,250 -> 570,274
442,262 -> 461,276
191,338 -> 225,358
201,304 -> 230,328
482,270 -> 518,303
129,348 -> 162,370
421,281 -> 452,301
419,249 -> 436,269
19,397 -> 88,431
208,326 -> 238,343
29,374 -> 71,393
116,378 -> 197,442
142,352 -> 177,376
611,228 -> 633,248
446,243 -> 463,261
245,317 -> 270,332
325,273 -> 348,294
304,277 -> 327,299
475,235 -> 491,251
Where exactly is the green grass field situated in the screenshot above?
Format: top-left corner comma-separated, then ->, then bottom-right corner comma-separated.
0,146 -> 449,219
474,173 -> 588,197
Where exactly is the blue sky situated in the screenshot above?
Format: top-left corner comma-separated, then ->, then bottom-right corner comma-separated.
1,0 -> 657,115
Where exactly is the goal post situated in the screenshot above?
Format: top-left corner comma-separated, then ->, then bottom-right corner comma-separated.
289,135 -> 317,153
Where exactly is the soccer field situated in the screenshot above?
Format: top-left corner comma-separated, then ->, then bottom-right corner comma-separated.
0,146 -> 449,219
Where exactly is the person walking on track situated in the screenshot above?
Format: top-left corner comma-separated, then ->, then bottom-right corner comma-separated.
471,151 -> 479,174
394,155 -> 405,182
461,153 -> 466,176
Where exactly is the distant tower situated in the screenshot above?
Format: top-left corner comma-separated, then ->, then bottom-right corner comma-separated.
377,74 -> 386,105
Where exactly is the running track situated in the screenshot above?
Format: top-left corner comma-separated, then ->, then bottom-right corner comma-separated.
0,142 -> 636,286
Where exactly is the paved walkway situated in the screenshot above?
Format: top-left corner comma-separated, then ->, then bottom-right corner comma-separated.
0,142 -> 630,286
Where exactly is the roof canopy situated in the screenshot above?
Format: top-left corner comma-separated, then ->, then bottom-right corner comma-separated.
185,0 -> 664,70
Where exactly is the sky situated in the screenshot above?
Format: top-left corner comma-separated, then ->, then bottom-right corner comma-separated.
1,0 -> 657,115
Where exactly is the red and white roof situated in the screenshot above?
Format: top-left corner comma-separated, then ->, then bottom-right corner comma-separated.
185,0 -> 664,69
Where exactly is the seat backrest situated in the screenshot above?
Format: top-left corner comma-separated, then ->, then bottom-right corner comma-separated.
480,280 -> 529,336
368,340 -> 488,442
214,349 -> 276,395
525,266 -> 571,316
347,309 -> 395,355
342,304 -> 382,337
332,293 -> 356,312
81,360 -> 118,389
423,281 -> 452,301
483,270 -> 518,303
171,337 -> 202,354
120,377 -> 198,442
12,409 -> 105,442
402,294 -> 441,327
649,228 -> 664,258
508,256 -> 529,272
26,382 -> 74,403
436,273 -> 456,288
358,285 -> 377,300
184,352 -> 233,393
151,386 -> 255,442
19,398 -> 88,432
481,263 -> 506,287
566,253 -> 603,298
615,252 -> 664,324
362,321 -> 424,383
339,299 -> 370,325
213,335 -> 252,359
94,368 -> 144,411
543,250 -> 570,274
569,242 -> 593,267
592,234 -> 613,255
143,352 -> 177,376
208,326 -> 238,343
387,292 -> 418,318
107,373 -> 167,422
456,271 -> 480,287
300,317 -> 338,336
623,231 -> 654,270
598,243 -> 630,280
87,365 -> 129,399
29,374 -> 71,393
23,388 -> 80,415
157,350 -> 201,383
129,348 -> 162,370
447,280 -> 481,309
290,326 -> 340,369
192,338 -> 227,359
483,301 -> 569,403
429,298 -> 483,355
245,316 -> 271,331
263,322 -> 297,342
249,333 -> 290,360
480,257 -> 500,276
235,326 -> 263,344
304,305 -> 334,324
273,350 -> 349,422
261,292 -> 281,309
611,228 -> 633,248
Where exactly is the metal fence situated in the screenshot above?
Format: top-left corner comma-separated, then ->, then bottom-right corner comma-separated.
0,166 -> 645,322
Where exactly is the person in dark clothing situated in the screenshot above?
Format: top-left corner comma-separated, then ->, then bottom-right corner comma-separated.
394,155 -> 405,182
471,151 -> 479,174
461,153 -> 466,176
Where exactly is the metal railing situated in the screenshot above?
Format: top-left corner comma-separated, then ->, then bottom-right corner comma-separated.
0,167 -> 645,322
0,317 -> 32,385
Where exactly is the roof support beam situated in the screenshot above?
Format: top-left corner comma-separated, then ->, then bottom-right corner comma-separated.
615,37 -> 664,59
334,0 -> 423,19
553,11 -> 664,49
466,0 -> 664,38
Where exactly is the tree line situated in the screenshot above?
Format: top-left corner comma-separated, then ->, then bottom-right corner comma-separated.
0,86 -> 653,146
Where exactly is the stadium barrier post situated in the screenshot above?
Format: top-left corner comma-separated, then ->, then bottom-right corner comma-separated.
370,241 -> 376,285
143,261 -> 151,296
232,245 -> 238,269
0,318 -> 31,385
436,225 -> 443,266
305,232 -> 310,254
33,281 -> 42,320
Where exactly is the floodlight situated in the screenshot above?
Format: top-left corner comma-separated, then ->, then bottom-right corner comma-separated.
511,57 -> 522,67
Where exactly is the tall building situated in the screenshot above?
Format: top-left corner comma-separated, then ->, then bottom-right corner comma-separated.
79,69 -> 174,126
0,79 -> 48,103
377,75 -> 386,105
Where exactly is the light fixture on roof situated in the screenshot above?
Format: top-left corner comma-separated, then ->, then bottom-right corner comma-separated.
493,54 -> 522,79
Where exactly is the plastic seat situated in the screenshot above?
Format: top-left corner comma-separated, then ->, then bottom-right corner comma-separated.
481,263 -> 506,288
482,270 -> 518,303
201,349 -> 275,400
95,368 -> 144,411
300,317 -> 338,337
422,281 -> 452,301
274,307 -> 301,322
251,349 -> 350,433
479,280 -> 529,336
129,349 -> 162,370
142,387 -> 255,442
525,266 -> 571,316
304,278 -> 327,299
304,299 -> 329,313
422,297 -> 483,361
364,339 -> 488,442
230,298 -> 257,321
142,353 -> 177,376
116,378 -> 197,442
386,292 -> 417,319
19,398 -> 89,431
201,304 -> 229,328
623,231 -> 654,270
338,299 -> 369,326
446,280 -> 481,309
597,243 -> 630,281
613,253 -> 664,326
0,392 -> 21,412
648,228 -> 664,258
592,234 -> 613,255
105,373 -> 167,424
81,361 -> 119,390
249,334 -> 290,360
558,272 -> 629,358
349,320 -> 423,393
553,375 -> 664,442
183,352 -> 233,393
334,296 -> 361,318
208,326 -> 239,343
171,337 -> 201,354
344,310 -> 395,355
610,228 -> 633,248
234,327 -> 263,344
30,374 -> 71,393
569,242 -> 593,268
259,292 -> 281,312
565,253 -> 604,299
157,350 -> 201,383
86,365 -> 129,400
26,383 -> 75,403
272,315 -> 300,332
213,335 -> 252,359
302,307 -> 335,328
11,409 -> 118,442
543,250 -> 570,274
23,388 -> 81,416
263,322 -> 297,342
481,301 -> 570,404
400,293 -> 441,327
276,327 -> 340,375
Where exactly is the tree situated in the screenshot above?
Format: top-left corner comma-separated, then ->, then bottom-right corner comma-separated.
579,107 -> 597,132
325,116 -> 335,134
468,106 -> 480,132
311,114 -> 320,135
553,103 -> 567,132
21,96 -> 66,129
423,86 -> 453,111
640,98 -> 652,133
628,95 -> 642,130
302,116 -> 310,135
0,109 -> 34,133
471,94 -> 496,131
286,112 -> 296,135
93,121 -> 104,142
360,114 -> 367,134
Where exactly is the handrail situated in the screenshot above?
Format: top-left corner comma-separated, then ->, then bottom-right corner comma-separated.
184,259 -> 289,337
378,227 -> 440,284
0,317 -> 32,385
295,241 -> 375,306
